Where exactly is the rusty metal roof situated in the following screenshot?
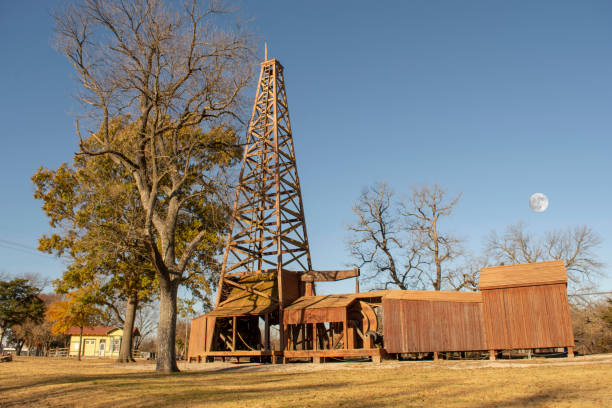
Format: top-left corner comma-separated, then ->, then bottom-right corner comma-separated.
479,260 -> 567,290
66,326 -> 140,336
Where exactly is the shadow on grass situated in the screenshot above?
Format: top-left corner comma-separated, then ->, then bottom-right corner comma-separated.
473,385 -> 605,408
2,362 -> 609,408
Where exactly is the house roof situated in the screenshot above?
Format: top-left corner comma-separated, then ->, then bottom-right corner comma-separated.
66,326 -> 141,336
479,260 -> 567,290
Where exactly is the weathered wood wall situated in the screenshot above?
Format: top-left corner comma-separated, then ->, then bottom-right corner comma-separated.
383,299 -> 487,353
481,284 -> 574,349
187,315 -> 207,360
281,270 -> 302,306
284,306 -> 346,325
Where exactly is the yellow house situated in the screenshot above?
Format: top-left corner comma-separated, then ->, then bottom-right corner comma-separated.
67,326 -> 140,358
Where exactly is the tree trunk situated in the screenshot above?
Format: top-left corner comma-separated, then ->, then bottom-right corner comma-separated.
0,327 -> 5,352
118,294 -> 138,363
156,279 -> 179,373
433,228 -> 441,291
78,326 -> 83,361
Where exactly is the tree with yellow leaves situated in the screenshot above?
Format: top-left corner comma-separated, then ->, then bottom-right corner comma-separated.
46,290 -> 102,361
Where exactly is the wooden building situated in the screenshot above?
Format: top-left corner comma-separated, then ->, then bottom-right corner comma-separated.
479,260 -> 574,357
382,291 -> 486,356
189,260 -> 575,362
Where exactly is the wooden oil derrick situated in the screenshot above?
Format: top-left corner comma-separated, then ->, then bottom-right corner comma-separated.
205,54 -> 313,359
189,53 -> 359,363
217,56 -> 313,295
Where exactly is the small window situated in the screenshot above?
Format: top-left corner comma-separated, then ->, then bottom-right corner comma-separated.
111,339 -> 121,353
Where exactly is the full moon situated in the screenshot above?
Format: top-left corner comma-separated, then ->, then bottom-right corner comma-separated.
529,193 -> 549,212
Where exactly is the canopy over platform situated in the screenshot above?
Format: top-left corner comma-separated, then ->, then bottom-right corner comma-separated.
207,273 -> 278,317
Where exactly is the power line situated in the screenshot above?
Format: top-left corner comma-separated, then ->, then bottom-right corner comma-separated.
0,238 -> 39,251
0,239 -> 61,260
568,291 -> 612,297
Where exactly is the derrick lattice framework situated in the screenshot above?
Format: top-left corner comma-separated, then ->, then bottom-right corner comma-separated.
215,57 -> 313,310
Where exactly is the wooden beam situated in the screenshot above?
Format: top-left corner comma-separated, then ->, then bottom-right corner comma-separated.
284,348 -> 384,359
232,316 -> 236,352
264,314 -> 270,351
300,268 -> 360,282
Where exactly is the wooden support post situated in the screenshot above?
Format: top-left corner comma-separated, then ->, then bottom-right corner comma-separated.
567,346 -> 574,359
264,314 -> 270,351
343,318 -> 348,350
489,350 -> 496,361
433,352 -> 439,361
232,316 -> 236,352
278,310 -> 285,352
313,355 -> 321,364
313,323 -> 317,350
355,278 -> 359,293
347,326 -> 355,349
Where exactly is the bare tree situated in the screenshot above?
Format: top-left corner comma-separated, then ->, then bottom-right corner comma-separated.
400,184 -> 463,291
486,223 -> 604,290
53,0 -> 254,372
347,182 -> 463,291
570,298 -> 612,355
134,302 -> 158,350
443,255 -> 488,292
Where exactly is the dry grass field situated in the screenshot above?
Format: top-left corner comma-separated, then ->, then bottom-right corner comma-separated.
1,355 -> 611,407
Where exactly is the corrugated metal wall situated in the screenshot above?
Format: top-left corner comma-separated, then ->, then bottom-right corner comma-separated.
481,284 -> 574,349
382,299 -> 487,353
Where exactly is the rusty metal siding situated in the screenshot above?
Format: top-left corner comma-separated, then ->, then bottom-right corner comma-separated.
187,315 -> 207,359
383,299 -> 487,353
482,284 -> 574,349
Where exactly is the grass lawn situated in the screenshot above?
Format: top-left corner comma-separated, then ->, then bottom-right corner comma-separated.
1,355 -> 611,407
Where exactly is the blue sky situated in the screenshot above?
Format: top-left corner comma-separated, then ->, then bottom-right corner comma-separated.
1,1 -> 611,295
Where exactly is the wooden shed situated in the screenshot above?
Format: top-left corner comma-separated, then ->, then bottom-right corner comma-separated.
382,291 -> 486,354
282,291 -> 387,362
479,260 -> 574,355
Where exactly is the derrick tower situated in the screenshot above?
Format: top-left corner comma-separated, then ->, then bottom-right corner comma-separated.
217,55 -> 313,295
206,55 -> 313,357
190,54 -> 359,363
